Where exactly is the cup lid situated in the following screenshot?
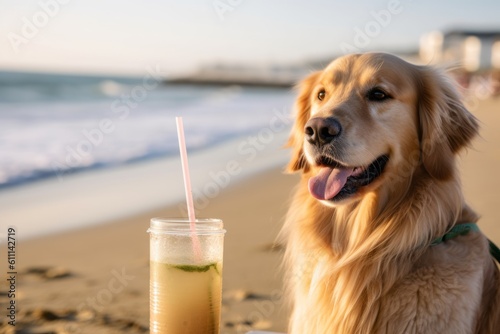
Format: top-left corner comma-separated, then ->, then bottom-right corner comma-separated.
147,218 -> 225,235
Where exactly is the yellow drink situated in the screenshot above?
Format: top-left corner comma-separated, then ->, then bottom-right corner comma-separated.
148,218 -> 225,334
150,261 -> 223,333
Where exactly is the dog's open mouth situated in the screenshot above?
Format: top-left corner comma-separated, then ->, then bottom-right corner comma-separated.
308,155 -> 389,201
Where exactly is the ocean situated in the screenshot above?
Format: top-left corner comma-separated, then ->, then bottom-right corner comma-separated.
0,70 -> 296,189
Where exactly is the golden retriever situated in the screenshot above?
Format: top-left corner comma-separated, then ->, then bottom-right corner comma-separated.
281,53 -> 500,333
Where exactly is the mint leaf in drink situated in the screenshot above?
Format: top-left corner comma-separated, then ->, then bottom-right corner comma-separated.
170,263 -> 219,274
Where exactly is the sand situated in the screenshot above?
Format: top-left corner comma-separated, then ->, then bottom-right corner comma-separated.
2,167 -> 298,334
2,98 -> 500,334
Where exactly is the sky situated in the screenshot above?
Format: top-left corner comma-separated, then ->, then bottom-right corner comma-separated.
1,0 -> 499,76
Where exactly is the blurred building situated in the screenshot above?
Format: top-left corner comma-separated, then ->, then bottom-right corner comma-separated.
420,29 -> 500,72
420,29 -> 500,96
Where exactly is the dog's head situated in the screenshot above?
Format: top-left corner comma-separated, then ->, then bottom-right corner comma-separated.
287,53 -> 478,206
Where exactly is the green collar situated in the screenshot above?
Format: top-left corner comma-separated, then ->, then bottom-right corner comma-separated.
431,223 -> 479,246
431,222 -> 500,263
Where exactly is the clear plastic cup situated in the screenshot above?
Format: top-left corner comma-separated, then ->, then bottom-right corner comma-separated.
148,218 -> 226,334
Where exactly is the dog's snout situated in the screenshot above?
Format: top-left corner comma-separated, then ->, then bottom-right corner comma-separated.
305,117 -> 342,146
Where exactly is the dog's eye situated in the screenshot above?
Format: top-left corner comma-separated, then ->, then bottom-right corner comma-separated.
367,88 -> 390,101
317,89 -> 326,101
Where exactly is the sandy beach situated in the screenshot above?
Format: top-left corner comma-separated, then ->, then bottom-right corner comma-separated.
2,98 -> 500,334
2,166 -> 299,334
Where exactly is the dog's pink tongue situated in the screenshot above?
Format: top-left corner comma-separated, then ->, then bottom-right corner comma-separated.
308,167 -> 353,200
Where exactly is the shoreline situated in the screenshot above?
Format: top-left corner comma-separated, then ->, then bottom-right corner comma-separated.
0,130 -> 291,240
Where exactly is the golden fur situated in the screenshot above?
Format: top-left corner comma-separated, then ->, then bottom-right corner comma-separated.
281,53 -> 500,333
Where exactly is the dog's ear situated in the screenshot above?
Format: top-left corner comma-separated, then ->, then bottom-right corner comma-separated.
285,71 -> 321,173
416,67 -> 479,180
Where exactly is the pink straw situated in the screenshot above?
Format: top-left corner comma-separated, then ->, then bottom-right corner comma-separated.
175,117 -> 202,260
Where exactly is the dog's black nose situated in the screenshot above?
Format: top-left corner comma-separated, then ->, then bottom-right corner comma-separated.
304,117 -> 342,146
